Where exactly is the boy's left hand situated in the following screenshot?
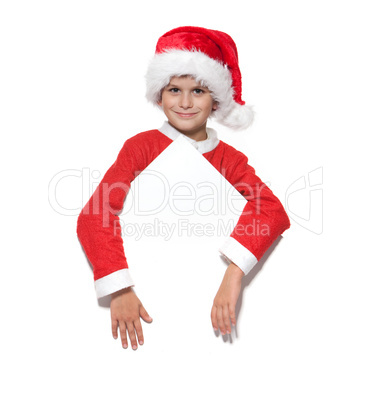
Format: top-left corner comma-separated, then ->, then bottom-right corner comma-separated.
211,262 -> 244,335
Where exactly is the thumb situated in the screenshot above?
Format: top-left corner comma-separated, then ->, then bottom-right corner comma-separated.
139,305 -> 153,323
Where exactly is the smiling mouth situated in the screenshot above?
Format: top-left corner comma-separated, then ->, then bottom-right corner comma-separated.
174,112 -> 197,118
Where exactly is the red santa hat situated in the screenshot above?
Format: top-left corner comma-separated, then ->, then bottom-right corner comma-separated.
145,26 -> 254,130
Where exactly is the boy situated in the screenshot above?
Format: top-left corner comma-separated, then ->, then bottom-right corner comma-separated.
77,26 -> 290,350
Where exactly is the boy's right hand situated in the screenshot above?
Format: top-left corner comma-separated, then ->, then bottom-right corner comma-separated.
110,287 -> 152,350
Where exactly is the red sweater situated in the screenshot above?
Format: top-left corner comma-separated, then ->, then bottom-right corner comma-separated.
77,123 -> 290,298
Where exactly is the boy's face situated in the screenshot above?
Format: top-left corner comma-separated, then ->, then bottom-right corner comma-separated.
158,76 -> 218,141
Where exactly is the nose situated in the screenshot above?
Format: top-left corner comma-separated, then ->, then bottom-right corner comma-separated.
179,92 -> 193,109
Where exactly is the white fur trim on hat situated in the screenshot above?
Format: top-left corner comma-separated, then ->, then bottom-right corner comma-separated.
145,49 -> 254,130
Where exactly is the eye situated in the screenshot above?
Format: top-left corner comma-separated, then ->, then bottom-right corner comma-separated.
193,88 -> 205,95
169,87 -> 180,93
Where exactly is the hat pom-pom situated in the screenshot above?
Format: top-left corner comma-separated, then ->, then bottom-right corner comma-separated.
215,103 -> 255,131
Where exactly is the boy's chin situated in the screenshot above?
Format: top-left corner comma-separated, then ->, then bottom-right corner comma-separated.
169,119 -> 206,135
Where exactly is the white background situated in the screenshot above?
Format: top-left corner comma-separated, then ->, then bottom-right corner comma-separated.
1,0 -> 370,401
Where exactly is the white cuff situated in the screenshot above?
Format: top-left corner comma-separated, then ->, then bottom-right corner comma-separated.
95,269 -> 135,299
218,237 -> 258,275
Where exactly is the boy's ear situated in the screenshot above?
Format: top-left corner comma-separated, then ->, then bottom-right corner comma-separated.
212,101 -> 218,111
157,90 -> 164,107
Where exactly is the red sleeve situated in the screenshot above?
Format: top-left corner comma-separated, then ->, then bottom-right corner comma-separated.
226,151 -> 290,262
77,138 -> 139,282
77,131 -> 172,298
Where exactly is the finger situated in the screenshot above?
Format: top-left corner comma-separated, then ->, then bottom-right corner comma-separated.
118,321 -> 128,349
111,317 -> 118,340
211,306 -> 218,331
229,304 -> 236,327
223,305 -> 231,334
126,322 -> 138,350
139,306 -> 153,323
216,306 -> 226,335
134,319 -> 144,346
